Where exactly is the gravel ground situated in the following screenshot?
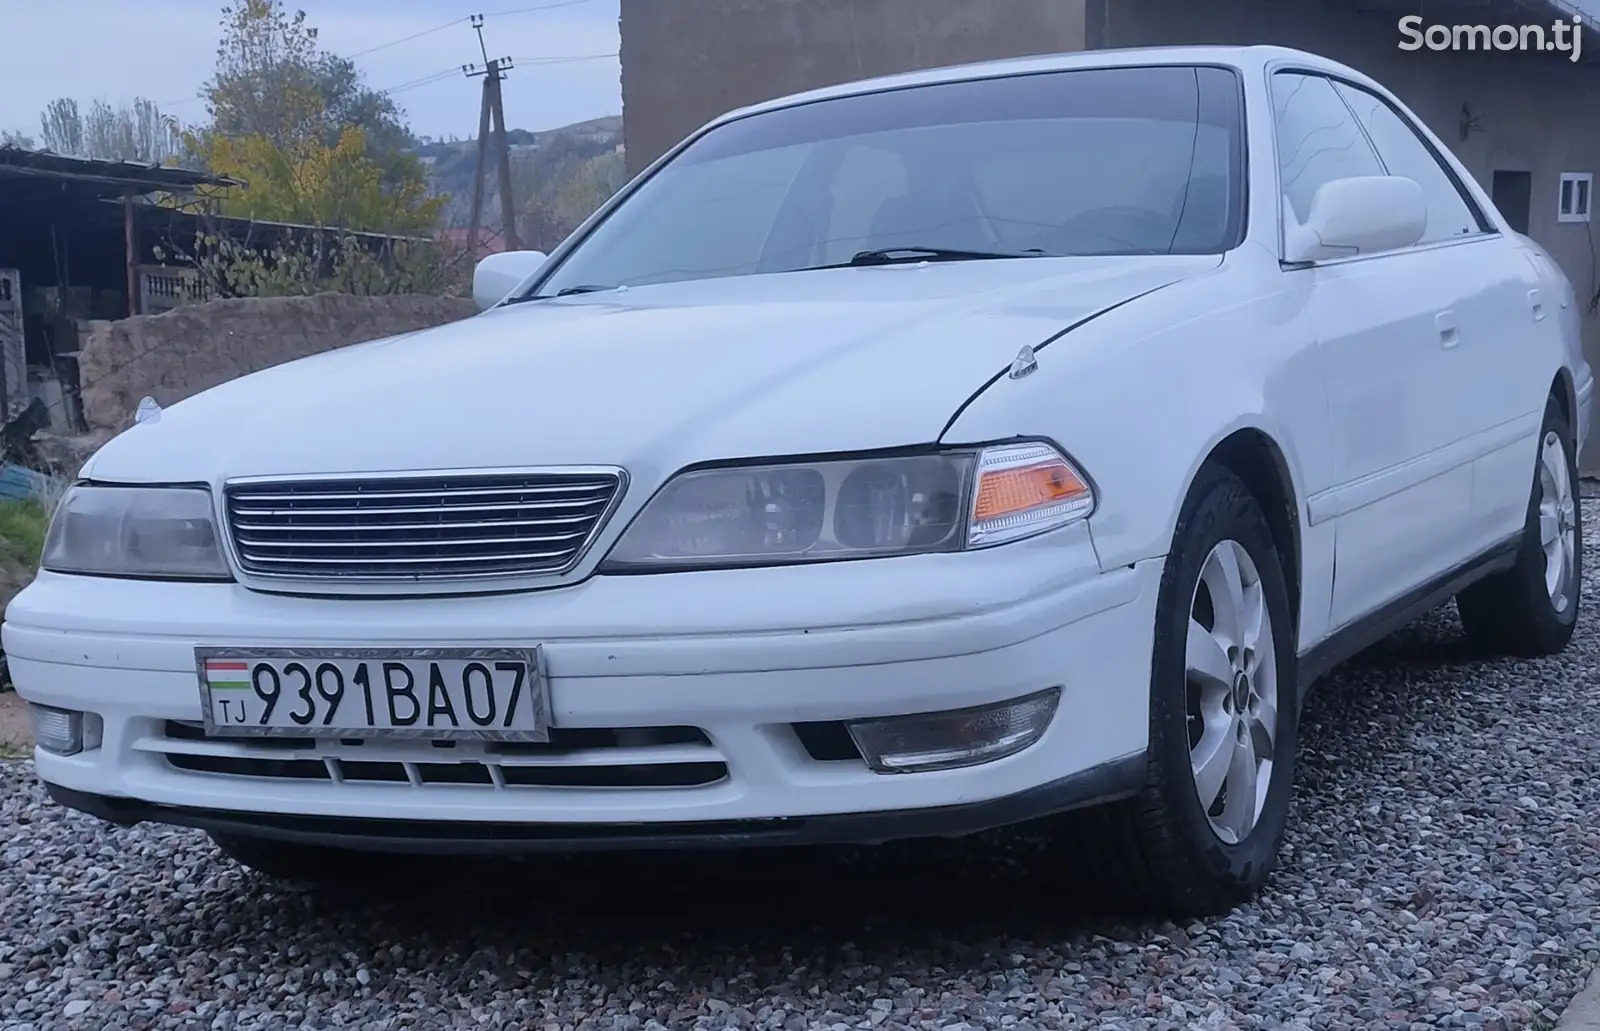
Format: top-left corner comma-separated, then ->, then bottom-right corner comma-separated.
2,503 -> 1598,1031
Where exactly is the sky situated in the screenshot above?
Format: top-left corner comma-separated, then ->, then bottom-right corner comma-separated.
0,0 -> 622,143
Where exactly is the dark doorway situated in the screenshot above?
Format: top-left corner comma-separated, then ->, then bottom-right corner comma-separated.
1492,170 -> 1532,235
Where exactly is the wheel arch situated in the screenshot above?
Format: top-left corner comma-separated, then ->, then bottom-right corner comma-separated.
1198,427 -> 1304,630
1551,366 -> 1576,436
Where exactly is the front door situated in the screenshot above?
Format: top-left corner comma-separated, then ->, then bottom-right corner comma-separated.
1270,70 -> 1477,631
1304,251 -> 1477,630
1330,78 -> 1548,557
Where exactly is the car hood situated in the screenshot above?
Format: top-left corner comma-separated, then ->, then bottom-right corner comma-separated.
85,255 -> 1219,483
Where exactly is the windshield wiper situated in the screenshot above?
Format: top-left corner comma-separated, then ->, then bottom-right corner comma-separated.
509,284 -> 613,304
837,246 -> 1045,267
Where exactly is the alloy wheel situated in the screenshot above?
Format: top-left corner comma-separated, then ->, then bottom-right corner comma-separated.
1537,430 -> 1578,614
1185,539 -> 1279,845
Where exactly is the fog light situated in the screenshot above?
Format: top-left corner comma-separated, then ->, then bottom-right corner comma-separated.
28,705 -> 102,756
846,688 -> 1060,774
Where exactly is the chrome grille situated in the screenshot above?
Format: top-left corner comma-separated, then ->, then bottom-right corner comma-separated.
224,469 -> 624,581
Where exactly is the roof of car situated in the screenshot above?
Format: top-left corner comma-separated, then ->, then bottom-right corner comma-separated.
713,45 -> 1365,125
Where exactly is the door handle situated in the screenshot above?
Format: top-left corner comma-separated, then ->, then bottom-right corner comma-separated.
1530,288 -> 1546,322
1436,310 -> 1460,349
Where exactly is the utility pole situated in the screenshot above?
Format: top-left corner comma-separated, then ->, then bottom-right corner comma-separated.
464,14 -> 522,257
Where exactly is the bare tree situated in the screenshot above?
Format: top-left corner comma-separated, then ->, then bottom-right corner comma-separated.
39,99 -> 84,157
37,96 -> 183,164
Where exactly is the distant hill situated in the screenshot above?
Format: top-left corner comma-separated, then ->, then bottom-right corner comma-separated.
413,115 -> 626,249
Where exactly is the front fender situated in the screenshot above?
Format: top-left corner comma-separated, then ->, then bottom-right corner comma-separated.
939,258 -> 1331,586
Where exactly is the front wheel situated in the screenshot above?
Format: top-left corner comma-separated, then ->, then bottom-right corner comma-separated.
1456,394 -> 1582,656
1069,463 -> 1298,916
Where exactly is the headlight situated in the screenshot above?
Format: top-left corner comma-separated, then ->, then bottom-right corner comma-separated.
41,485 -> 232,580
601,442 -> 1093,571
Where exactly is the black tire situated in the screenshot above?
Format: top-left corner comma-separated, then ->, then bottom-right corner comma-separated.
209,832 -> 378,883
1456,394 -> 1582,657
1068,463 -> 1299,917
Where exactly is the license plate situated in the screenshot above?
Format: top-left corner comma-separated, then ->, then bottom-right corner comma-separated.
194,647 -> 550,742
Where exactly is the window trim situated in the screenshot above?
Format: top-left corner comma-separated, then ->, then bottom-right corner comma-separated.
1558,171 -> 1593,223
1327,76 -> 1495,238
1266,65 -> 1500,269
1266,69 -> 1387,261
513,62 -> 1252,302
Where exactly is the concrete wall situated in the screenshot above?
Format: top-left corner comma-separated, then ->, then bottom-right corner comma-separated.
77,294 -> 477,434
619,0 -> 1087,175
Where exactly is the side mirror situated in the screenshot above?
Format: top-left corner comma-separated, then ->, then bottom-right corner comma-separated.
473,249 -> 548,311
1284,176 -> 1426,263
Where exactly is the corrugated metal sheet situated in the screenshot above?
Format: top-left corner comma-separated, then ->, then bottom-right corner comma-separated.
0,270 -> 25,424
0,464 -> 59,503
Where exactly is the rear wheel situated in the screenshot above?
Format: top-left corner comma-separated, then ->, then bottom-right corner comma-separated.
1456,395 -> 1581,656
1071,464 -> 1298,916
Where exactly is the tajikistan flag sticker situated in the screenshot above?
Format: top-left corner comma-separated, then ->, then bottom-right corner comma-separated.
204,659 -> 251,691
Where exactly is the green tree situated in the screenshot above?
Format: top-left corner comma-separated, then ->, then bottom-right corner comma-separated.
203,0 -> 324,148
195,0 -> 436,233
198,127 -> 443,233
203,0 -> 414,159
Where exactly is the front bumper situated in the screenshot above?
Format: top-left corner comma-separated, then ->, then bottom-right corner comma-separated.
43,756 -> 1148,853
5,523 -> 1163,847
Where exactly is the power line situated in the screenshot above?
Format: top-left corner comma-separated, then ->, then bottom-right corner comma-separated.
509,52 -> 617,64
377,66 -> 468,96
383,76 -> 464,98
348,19 -> 470,60
378,53 -> 615,99
484,0 -> 598,20
348,0 -> 598,60
158,1 -> 605,106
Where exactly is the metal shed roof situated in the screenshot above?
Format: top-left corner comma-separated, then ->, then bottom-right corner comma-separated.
0,147 -> 242,199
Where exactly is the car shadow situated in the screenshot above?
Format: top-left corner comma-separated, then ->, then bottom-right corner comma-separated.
273,826 -> 1125,947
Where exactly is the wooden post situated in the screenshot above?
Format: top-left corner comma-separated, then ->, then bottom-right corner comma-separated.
122,191 -> 139,318
489,70 -> 522,252
467,76 -> 493,262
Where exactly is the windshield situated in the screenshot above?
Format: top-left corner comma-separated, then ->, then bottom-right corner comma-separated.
526,64 -> 1245,298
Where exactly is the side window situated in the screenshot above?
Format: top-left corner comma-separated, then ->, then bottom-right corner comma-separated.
1332,81 -> 1489,242
1270,72 -> 1384,228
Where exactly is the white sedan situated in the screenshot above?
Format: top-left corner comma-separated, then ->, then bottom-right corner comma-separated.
5,44 -> 1590,916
